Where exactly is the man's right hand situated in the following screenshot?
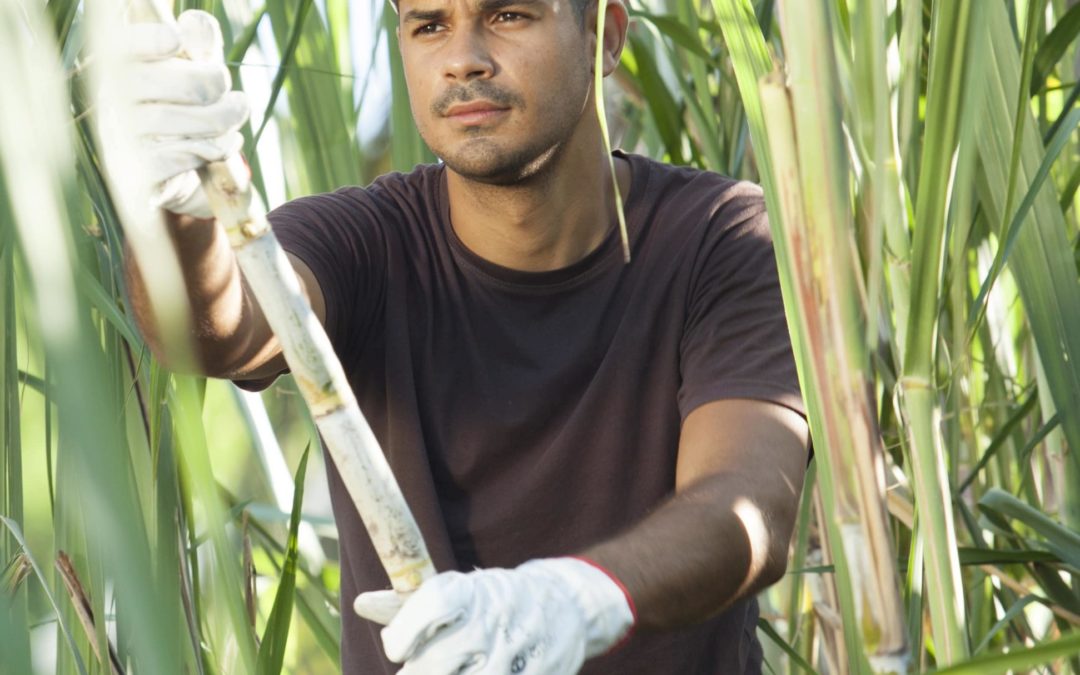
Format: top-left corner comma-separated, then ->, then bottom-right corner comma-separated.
126,10 -> 249,219
118,9 -> 323,381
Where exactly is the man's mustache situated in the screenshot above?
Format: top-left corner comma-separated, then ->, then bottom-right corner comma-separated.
432,81 -> 526,116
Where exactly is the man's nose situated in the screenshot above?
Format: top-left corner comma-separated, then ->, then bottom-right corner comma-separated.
442,26 -> 494,81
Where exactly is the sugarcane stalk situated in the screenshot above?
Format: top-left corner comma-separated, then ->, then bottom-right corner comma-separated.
851,0 -> 912,361
760,62 -> 908,673
125,0 -> 436,595
900,0 -> 983,664
714,1 -> 908,668
772,0 -> 910,669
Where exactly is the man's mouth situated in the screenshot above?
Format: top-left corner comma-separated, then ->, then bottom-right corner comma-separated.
444,100 -> 511,125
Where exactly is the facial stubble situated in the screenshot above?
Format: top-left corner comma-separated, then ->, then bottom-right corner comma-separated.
418,62 -> 592,187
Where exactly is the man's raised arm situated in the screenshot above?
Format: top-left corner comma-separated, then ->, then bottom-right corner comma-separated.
117,11 -> 324,381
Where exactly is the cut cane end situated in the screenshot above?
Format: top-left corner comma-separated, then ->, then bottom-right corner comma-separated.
389,559 -> 438,594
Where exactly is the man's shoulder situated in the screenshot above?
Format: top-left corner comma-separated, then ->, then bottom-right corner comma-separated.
272,162 -> 444,226
621,152 -> 768,245
623,152 -> 764,220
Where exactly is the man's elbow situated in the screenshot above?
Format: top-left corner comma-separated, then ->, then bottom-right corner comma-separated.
760,504 -> 801,588
761,545 -> 791,588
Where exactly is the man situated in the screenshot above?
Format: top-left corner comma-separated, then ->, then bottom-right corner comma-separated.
123,0 -> 809,672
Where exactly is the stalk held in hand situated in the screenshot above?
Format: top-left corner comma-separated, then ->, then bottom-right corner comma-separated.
123,0 -> 437,595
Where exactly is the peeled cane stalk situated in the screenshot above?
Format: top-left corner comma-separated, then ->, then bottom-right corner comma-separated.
204,157 -> 436,592
128,0 -> 436,595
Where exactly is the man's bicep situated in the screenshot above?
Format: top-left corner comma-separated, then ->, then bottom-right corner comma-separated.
675,399 -> 808,502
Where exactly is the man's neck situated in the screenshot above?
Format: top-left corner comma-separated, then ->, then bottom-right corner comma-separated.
446,148 -> 632,273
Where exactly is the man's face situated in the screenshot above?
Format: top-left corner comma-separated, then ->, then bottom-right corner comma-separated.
397,0 -> 594,185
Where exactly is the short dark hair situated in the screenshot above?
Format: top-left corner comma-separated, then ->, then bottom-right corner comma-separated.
569,0 -> 592,25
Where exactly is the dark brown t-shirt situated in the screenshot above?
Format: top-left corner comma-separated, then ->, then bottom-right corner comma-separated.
260,151 -> 804,674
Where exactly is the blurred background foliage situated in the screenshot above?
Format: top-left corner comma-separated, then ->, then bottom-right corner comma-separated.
1,0 -> 1079,673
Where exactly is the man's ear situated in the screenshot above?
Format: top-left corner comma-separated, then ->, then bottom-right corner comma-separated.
587,0 -> 629,76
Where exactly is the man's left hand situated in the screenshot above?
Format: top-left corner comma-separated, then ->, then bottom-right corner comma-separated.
353,557 -> 635,674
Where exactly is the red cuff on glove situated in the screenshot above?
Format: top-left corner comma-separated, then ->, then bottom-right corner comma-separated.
568,555 -> 638,653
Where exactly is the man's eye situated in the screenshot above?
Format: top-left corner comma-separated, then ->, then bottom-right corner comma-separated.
494,11 -> 525,22
413,22 -> 444,35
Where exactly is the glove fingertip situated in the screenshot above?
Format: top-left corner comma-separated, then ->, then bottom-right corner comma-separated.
353,590 -> 403,626
380,623 -> 417,664
177,9 -> 224,63
222,131 -> 245,157
222,91 -> 252,129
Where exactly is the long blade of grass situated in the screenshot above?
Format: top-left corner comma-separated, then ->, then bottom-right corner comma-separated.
971,594 -> 1043,656
625,32 -> 686,166
1030,2 -> 1080,94
233,387 -> 325,568
75,267 -> 142,348
595,0 -> 629,261
0,580 -> 32,675
247,517 -> 341,663
978,488 -> 1080,571
0,516 -> 88,675
1062,160 -> 1080,212
788,546 -> 1067,575
757,617 -> 820,675
628,10 -> 716,63
974,2 -> 1080,528
251,0 -> 314,151
255,445 -> 310,675
957,390 -> 1038,492
46,0 -> 81,46
170,375 -> 258,671
930,630 -> 1080,675
1043,79 -> 1080,145
228,6 -> 271,205
785,461 -> 817,646
264,0 -> 366,195
0,220 -> 20,569
998,0 -> 1046,252
968,102 -> 1080,338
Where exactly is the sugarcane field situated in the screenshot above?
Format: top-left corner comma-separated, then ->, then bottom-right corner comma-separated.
2,0 -> 1080,673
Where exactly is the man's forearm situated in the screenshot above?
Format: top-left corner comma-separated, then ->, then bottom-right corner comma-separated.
583,469 -> 798,632
124,212 -> 276,376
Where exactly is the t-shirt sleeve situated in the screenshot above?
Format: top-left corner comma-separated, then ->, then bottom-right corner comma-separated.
677,182 -> 804,420
233,189 -> 389,389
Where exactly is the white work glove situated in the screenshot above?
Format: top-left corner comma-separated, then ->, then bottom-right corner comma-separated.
353,558 -> 635,674
121,10 -> 249,218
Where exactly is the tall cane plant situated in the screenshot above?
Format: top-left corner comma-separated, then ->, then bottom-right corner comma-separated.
707,0 -> 1080,672
2,0 -> 1080,673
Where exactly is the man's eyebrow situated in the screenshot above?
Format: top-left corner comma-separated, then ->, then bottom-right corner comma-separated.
476,0 -> 545,11
402,0 -> 545,23
402,7 -> 447,23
